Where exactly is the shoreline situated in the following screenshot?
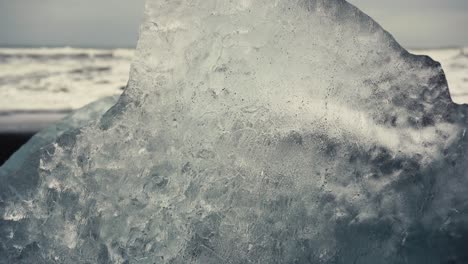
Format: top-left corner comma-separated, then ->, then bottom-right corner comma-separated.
0,132 -> 35,166
0,110 -> 69,134
0,111 -> 68,165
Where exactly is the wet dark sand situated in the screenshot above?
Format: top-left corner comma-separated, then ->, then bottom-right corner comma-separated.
0,111 -> 68,166
0,132 -> 35,165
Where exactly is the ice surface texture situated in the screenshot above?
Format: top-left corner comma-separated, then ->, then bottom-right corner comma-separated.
1,0 -> 468,263
0,96 -> 117,180
411,47 -> 468,105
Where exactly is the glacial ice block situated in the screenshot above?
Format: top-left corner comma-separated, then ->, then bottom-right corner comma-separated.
1,0 -> 468,263
0,96 -> 118,181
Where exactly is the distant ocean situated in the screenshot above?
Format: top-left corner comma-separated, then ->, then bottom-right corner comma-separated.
0,46 -> 466,114
0,47 -> 133,112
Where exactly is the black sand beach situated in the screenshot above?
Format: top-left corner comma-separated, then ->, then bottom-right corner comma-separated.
0,111 -> 68,166
0,132 -> 35,165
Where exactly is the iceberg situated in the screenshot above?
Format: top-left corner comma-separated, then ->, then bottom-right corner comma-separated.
1,0 -> 468,263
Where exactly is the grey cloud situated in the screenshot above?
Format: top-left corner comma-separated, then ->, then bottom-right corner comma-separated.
0,0 -> 145,48
0,0 -> 466,48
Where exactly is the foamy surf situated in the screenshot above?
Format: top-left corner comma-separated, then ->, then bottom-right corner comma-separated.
0,47 -> 133,111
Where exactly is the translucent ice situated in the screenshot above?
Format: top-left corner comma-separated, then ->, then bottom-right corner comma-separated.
1,0 -> 468,263
0,96 -> 117,179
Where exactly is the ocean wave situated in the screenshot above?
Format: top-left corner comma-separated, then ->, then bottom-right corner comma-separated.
0,47 -> 133,110
0,47 -> 134,63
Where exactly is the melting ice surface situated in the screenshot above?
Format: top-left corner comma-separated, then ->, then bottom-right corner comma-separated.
0,96 -> 118,180
1,0 -> 468,263
411,47 -> 468,105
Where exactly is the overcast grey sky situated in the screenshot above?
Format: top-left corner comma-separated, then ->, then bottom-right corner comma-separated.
0,0 -> 467,49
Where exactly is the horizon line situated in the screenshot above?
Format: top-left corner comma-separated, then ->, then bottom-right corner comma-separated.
0,43 -> 467,51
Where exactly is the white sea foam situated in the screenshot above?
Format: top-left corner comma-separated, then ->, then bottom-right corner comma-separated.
0,47 -> 133,111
